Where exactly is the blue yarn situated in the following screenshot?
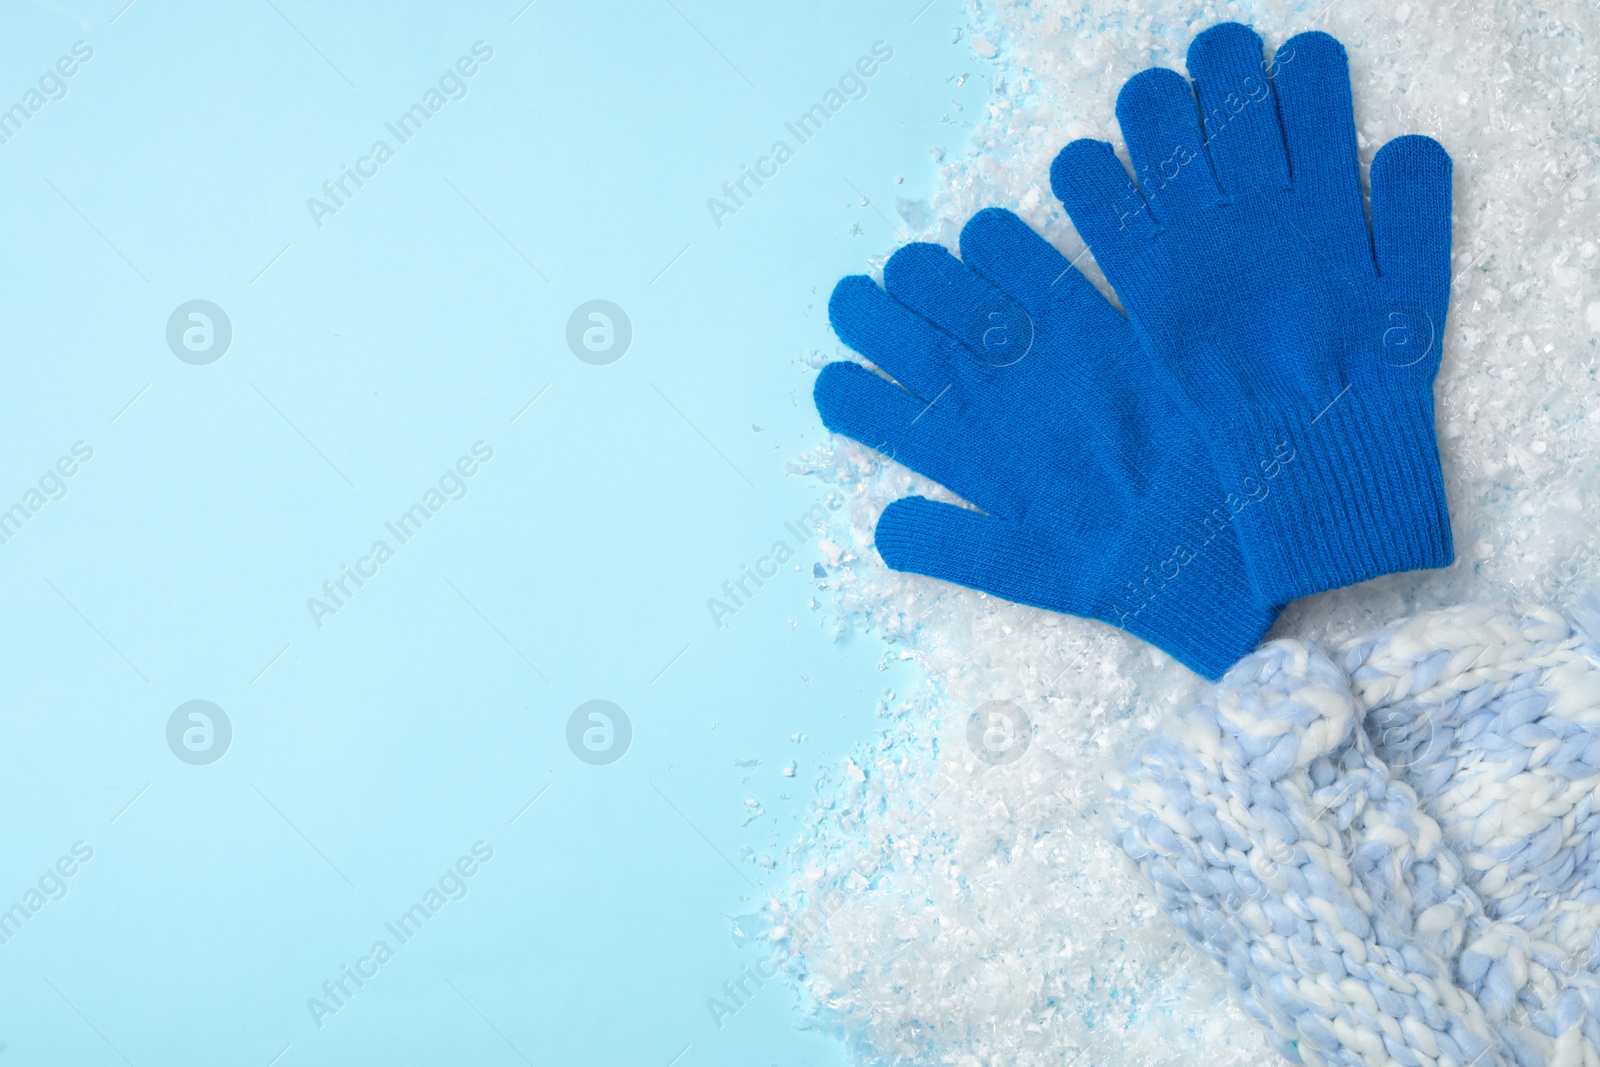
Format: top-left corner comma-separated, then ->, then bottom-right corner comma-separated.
815,207 -> 1277,678
1048,24 -> 1456,603
1115,604 -> 1600,1065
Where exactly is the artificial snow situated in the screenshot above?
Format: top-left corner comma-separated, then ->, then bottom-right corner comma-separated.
775,1 -> 1600,1064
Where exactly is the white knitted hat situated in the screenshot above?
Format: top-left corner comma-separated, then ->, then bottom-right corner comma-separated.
1114,602 -> 1600,1066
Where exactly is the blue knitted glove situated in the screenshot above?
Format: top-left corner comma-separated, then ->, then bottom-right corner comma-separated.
1050,24 -> 1454,603
815,208 -> 1277,679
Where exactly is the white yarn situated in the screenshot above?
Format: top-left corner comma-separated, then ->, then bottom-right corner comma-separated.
1115,602 -> 1600,1066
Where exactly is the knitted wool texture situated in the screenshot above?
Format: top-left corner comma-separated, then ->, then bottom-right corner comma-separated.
1113,603 -> 1600,1067
1050,24 -> 1455,604
816,207 -> 1277,679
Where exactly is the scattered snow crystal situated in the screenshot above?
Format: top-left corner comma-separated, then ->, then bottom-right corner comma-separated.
778,0 -> 1600,1065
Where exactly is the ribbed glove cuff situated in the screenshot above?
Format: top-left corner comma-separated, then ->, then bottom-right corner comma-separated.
1221,386 -> 1453,603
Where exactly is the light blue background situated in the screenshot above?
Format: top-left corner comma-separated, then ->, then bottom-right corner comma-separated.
0,1 -> 985,1064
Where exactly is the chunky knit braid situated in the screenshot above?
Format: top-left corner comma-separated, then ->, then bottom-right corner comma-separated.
1344,605 -> 1600,1061
1113,602 -> 1600,1066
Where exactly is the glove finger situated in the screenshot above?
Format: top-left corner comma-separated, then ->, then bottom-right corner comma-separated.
1271,31 -> 1372,276
1370,135 -> 1453,314
1051,139 -> 1160,274
935,211 -> 1177,490
881,242 -> 1038,369
813,361 -> 1014,518
956,208 -> 1162,476
875,497 -> 1085,614
1114,68 -> 1226,222
958,208 -> 1128,338
829,274 -> 966,407
1186,23 -> 1290,195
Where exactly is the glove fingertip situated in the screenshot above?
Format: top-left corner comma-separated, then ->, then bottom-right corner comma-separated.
1052,139 -> 1158,252
1114,66 -> 1191,125
1186,21 -> 1263,73
883,241 -> 956,295
828,274 -> 884,347
1049,138 -> 1112,204
1371,133 -> 1452,180
1276,28 -> 1345,71
874,497 -> 937,572
1370,134 -> 1453,299
812,361 -> 865,432
958,207 -> 1026,258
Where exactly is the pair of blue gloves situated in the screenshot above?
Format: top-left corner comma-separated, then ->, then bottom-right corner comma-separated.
815,24 -> 1455,680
